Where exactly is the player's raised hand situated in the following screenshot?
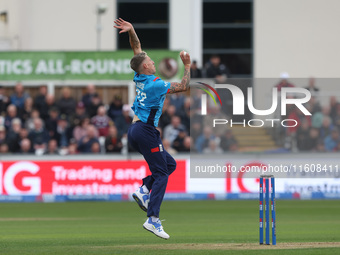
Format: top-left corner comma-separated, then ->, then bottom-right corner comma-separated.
180,51 -> 191,67
114,18 -> 133,34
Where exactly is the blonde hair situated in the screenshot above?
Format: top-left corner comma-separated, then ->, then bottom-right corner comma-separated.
130,51 -> 147,73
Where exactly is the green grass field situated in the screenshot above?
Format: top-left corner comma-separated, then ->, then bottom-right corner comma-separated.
0,200 -> 340,254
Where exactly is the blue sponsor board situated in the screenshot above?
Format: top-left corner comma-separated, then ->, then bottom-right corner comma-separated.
0,192 -> 340,202
0,195 -> 37,202
164,193 -> 211,200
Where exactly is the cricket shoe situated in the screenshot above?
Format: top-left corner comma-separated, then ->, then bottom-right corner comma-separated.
143,218 -> 170,240
132,187 -> 149,212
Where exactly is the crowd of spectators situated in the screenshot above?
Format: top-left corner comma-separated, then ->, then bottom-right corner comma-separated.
276,76 -> 340,152
0,77 -> 239,155
0,83 -> 122,155
0,55 -> 234,155
1,62 -> 338,155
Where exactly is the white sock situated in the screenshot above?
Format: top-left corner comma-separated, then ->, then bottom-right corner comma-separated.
141,185 -> 149,194
150,216 -> 159,222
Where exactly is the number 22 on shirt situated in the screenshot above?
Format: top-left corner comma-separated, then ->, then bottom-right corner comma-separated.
136,88 -> 147,106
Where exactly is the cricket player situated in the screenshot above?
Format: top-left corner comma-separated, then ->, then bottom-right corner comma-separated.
114,18 -> 191,239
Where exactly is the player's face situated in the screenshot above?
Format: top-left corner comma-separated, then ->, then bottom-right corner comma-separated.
145,56 -> 156,74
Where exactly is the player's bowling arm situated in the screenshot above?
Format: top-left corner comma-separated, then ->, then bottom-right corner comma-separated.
128,28 -> 142,55
168,51 -> 191,94
114,18 -> 142,55
168,67 -> 190,94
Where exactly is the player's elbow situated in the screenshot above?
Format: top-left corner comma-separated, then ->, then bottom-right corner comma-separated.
182,82 -> 190,92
